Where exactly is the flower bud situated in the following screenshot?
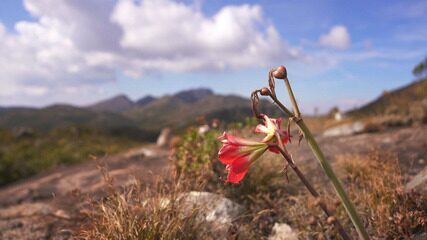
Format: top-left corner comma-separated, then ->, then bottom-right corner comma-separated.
260,87 -> 271,96
273,65 -> 287,79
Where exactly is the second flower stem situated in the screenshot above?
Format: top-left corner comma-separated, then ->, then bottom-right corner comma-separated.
274,134 -> 352,240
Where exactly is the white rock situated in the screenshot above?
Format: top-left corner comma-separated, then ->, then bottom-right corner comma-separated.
179,191 -> 244,224
268,223 -> 298,240
323,121 -> 365,137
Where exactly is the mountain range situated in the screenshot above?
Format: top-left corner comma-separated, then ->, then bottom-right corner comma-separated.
1,79 -> 426,136
0,88 -> 281,134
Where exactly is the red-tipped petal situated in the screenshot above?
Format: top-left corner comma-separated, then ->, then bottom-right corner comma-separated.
226,158 -> 251,183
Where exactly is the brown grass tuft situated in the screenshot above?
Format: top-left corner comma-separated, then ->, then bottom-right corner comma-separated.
77,160 -> 208,240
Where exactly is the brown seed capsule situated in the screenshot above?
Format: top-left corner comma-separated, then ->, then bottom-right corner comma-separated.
260,87 -> 271,96
273,65 -> 287,79
327,216 -> 337,224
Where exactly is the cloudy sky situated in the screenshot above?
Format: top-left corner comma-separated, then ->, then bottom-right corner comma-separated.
0,0 -> 426,113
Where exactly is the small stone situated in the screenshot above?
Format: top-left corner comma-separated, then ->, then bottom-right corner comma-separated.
53,209 -> 71,220
268,223 -> 298,240
179,191 -> 244,225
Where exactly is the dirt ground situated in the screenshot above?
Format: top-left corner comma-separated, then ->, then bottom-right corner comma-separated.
0,125 -> 426,239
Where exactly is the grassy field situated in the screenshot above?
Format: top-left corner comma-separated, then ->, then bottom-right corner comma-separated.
0,127 -> 146,186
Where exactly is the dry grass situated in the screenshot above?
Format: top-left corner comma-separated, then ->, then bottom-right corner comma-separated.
336,153 -> 427,238
277,152 -> 427,239
77,161 -> 209,240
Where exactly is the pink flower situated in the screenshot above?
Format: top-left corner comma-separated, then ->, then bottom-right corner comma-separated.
218,132 -> 268,183
218,114 -> 290,183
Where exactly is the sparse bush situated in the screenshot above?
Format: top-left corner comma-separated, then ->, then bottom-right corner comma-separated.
173,127 -> 222,191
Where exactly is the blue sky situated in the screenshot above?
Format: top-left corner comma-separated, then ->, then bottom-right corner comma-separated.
0,0 -> 426,113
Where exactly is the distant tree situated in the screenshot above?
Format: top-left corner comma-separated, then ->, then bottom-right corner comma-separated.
412,57 -> 427,80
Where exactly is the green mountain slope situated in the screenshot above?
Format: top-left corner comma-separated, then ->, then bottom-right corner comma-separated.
349,79 -> 427,116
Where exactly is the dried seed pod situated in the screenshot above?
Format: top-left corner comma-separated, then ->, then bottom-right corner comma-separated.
273,65 -> 287,79
327,216 -> 337,224
260,87 -> 271,96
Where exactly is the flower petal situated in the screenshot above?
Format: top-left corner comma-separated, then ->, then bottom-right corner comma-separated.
226,158 -> 250,183
219,132 -> 266,146
218,144 -> 248,164
255,124 -> 269,134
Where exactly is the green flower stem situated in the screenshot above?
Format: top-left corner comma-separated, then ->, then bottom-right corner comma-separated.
284,78 -> 301,118
269,93 -> 370,240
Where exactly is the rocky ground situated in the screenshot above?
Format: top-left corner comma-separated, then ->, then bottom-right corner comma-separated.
0,145 -> 170,239
0,125 -> 426,239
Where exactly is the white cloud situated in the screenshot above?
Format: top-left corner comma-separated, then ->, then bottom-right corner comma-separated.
1,0 -> 310,106
110,0 -> 299,74
319,25 -> 350,49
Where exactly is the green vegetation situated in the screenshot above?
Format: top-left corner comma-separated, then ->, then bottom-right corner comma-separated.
0,105 -> 140,131
413,57 -> 426,77
0,127 -> 149,186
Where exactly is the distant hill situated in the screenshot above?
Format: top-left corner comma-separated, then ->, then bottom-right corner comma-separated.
88,94 -> 159,114
173,88 -> 214,102
349,78 -> 427,116
88,94 -> 135,113
136,96 -> 156,106
125,89 -> 281,131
